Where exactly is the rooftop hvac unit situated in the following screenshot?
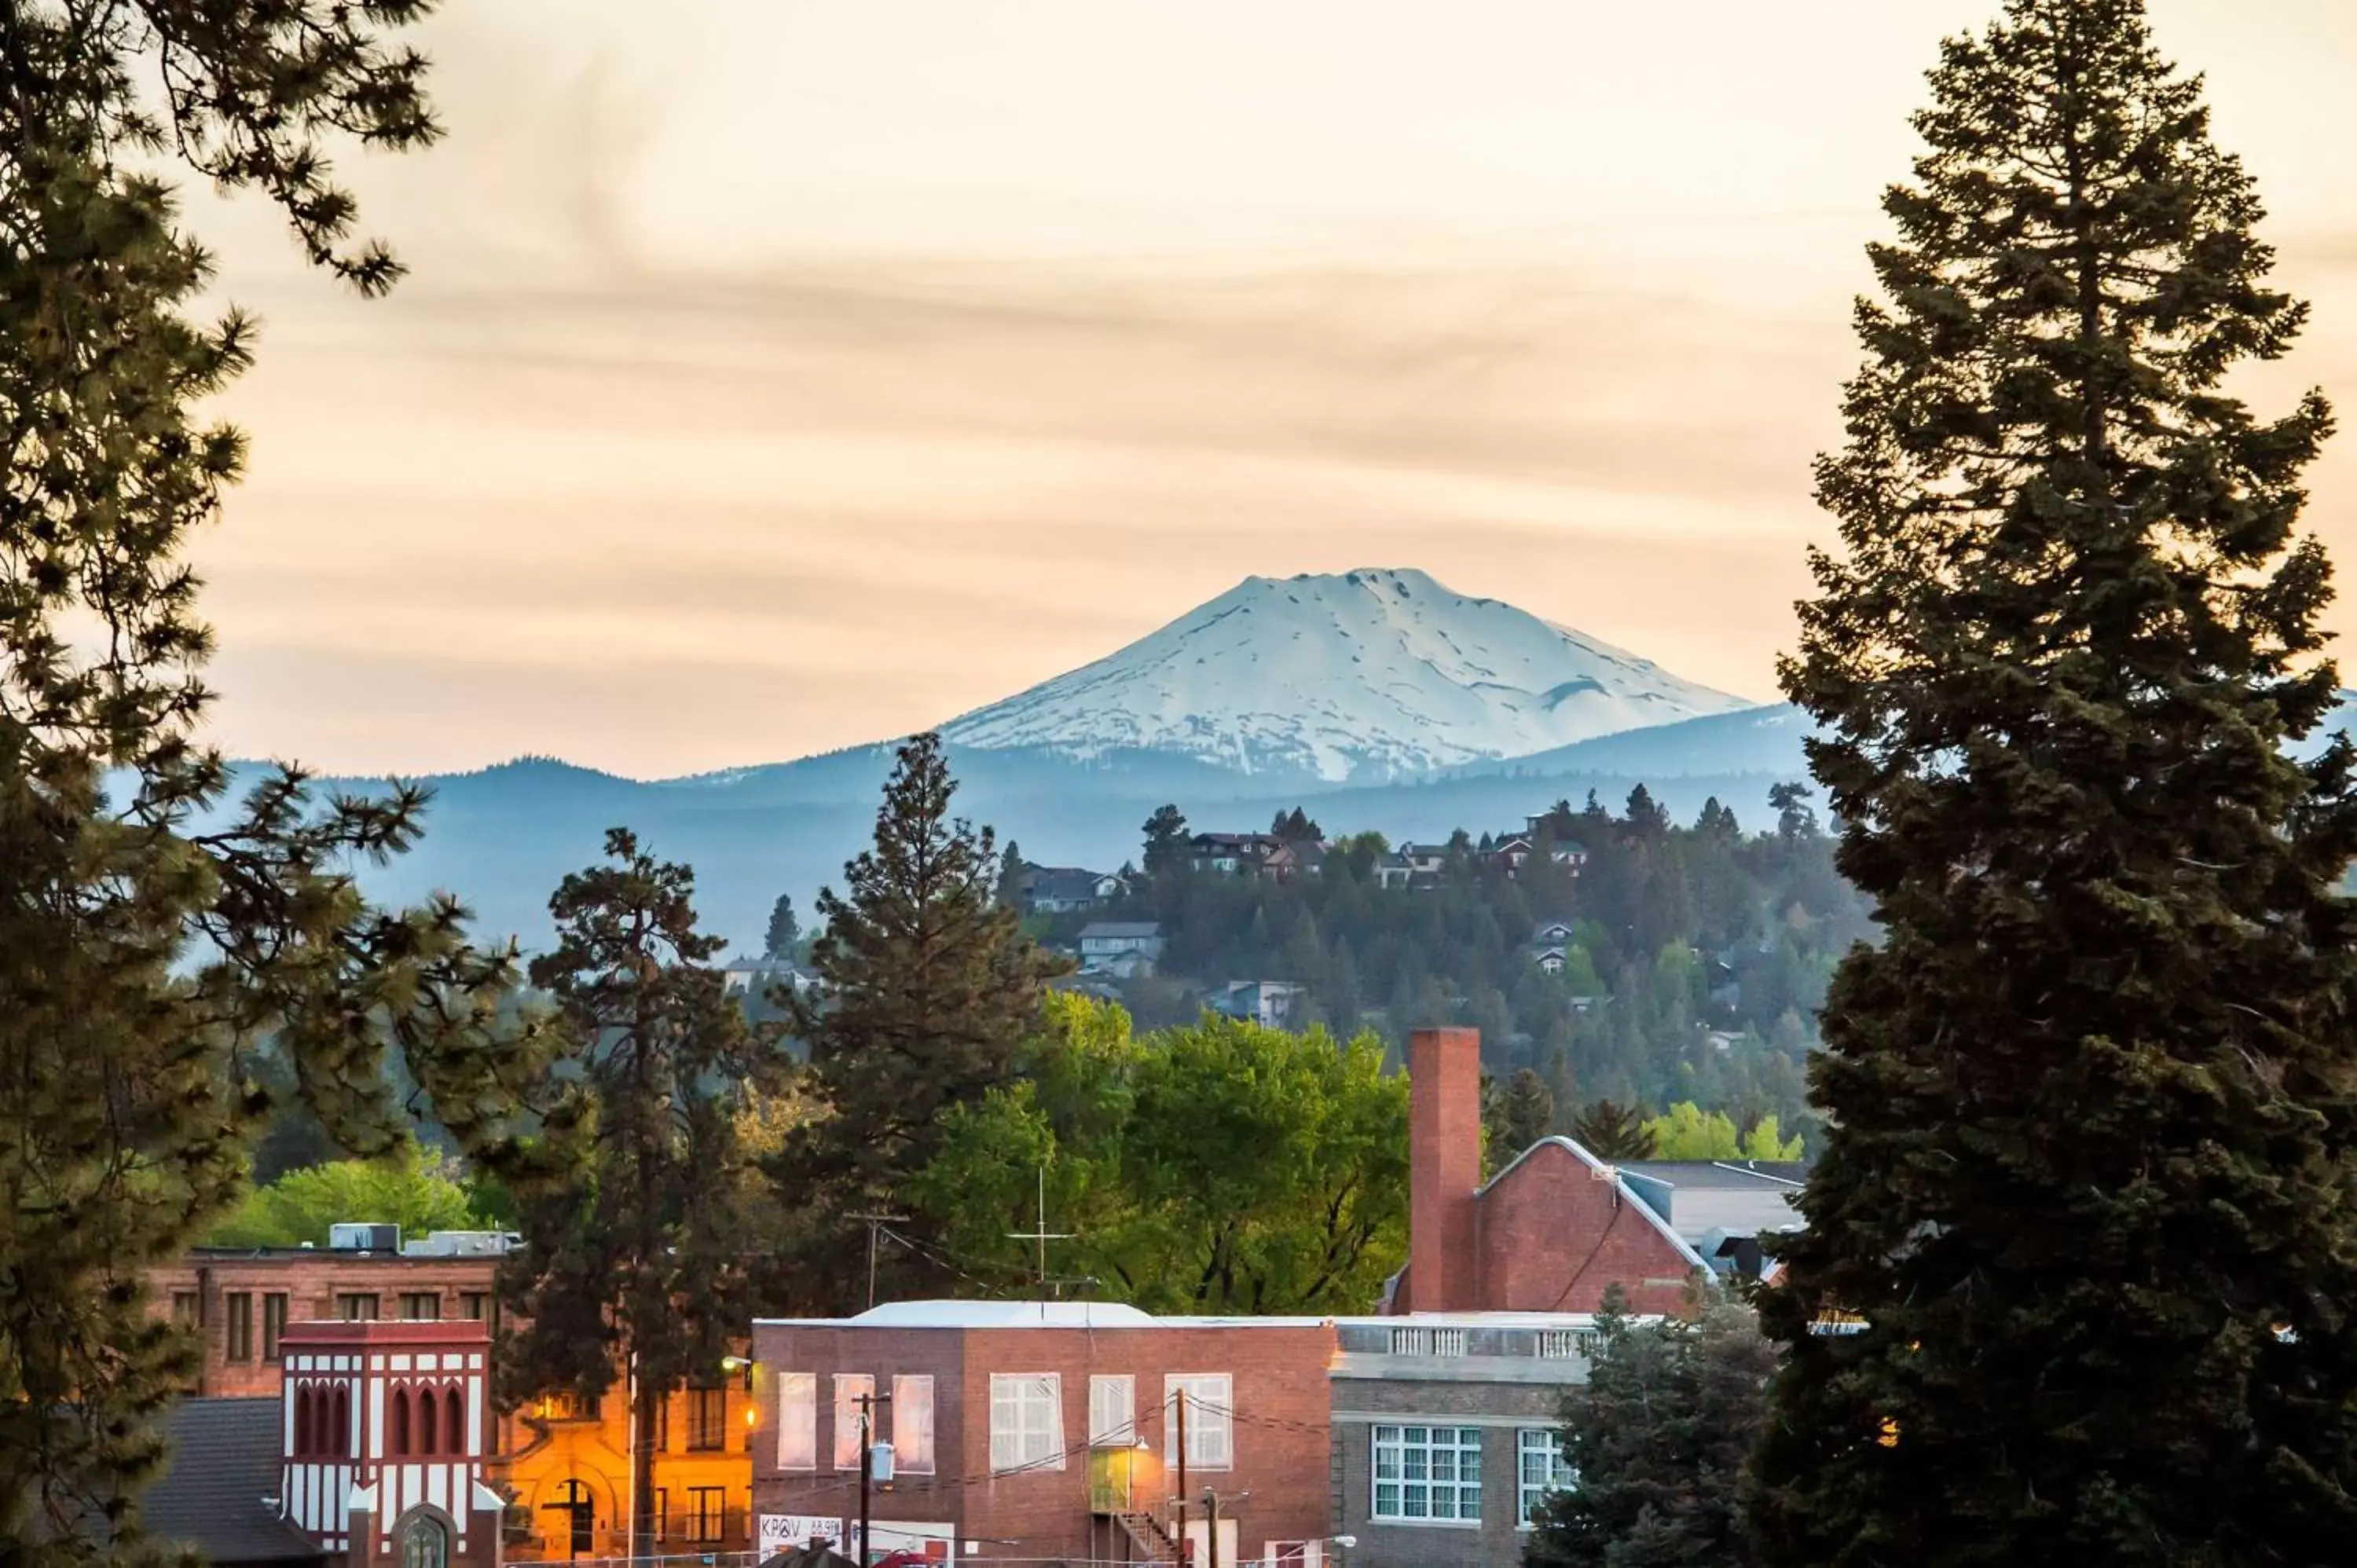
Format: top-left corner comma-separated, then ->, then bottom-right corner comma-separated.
328,1222 -> 401,1253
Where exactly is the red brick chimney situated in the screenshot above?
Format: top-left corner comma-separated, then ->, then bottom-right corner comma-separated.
1405,1027 -> 1483,1312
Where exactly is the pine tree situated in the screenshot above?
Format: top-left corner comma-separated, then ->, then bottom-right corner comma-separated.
1142,804 -> 1190,875
765,892 -> 802,959
1568,1101 -> 1656,1161
770,734 -> 1070,1311
1749,4 -> 2357,1562
500,831 -> 781,1563
1527,1288 -> 1775,1568
1,9 -> 544,1560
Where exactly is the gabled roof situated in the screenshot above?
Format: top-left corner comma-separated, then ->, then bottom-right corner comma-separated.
1024,865 -> 1115,899
140,1399 -> 322,1563
1077,921 -> 1160,940
1483,1137 -> 1711,1272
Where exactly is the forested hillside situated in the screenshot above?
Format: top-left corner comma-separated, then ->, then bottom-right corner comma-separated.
1042,785 -> 1873,1138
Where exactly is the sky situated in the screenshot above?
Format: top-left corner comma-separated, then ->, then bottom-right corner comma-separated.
183,0 -> 2357,777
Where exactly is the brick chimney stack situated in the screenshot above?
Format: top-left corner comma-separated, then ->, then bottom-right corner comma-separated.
1405,1027 -> 1483,1312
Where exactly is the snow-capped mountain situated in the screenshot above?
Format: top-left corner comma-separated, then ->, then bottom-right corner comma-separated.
939,568 -> 1757,782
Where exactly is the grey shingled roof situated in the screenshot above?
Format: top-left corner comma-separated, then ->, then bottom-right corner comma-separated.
141,1398 -> 324,1564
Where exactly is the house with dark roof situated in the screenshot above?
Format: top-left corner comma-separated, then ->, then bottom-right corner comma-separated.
1011,863 -> 1124,916
132,1398 -> 327,1567
1075,921 -> 1164,977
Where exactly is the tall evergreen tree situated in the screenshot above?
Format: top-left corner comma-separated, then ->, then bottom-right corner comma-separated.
1749,4 -> 2357,1562
765,892 -> 802,959
1569,1101 -> 1656,1161
500,831 -> 781,1566
1142,803 -> 1191,875
0,9 -> 544,1560
770,734 -> 1069,1311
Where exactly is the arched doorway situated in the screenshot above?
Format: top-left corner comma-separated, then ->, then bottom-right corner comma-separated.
541,1478 -> 595,1559
398,1513 -> 449,1568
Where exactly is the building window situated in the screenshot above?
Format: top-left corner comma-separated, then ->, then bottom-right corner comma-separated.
543,1390 -> 600,1422
225,1293 -> 254,1362
685,1486 -> 727,1544
1164,1375 -> 1233,1471
170,1291 -> 200,1326
1372,1425 -> 1483,1522
400,1515 -> 449,1568
1088,1374 -> 1135,1447
335,1293 -> 379,1321
262,1294 -> 288,1361
460,1292 -> 490,1321
832,1374 -> 874,1470
893,1375 -> 936,1474
776,1372 -> 817,1471
445,1387 -> 465,1456
398,1291 -> 440,1321
988,1373 -> 1065,1473
1519,1429 -> 1576,1526
654,1489 -> 669,1543
688,1383 -> 728,1453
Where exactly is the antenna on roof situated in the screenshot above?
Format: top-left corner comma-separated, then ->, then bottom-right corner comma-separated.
1006,1165 -> 1074,1305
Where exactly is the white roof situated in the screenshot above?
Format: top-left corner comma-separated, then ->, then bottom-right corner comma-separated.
756,1299 -> 1331,1330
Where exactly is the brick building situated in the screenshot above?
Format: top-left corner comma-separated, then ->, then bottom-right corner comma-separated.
1384,1028 -> 1706,1317
146,1233 -> 508,1398
144,1230 -> 761,1558
750,1299 -> 1337,1565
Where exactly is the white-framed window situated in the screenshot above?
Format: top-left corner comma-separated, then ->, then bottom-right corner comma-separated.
1371,1424 -> 1483,1522
1517,1428 -> 1576,1526
1164,1375 -> 1233,1471
1089,1375 -> 1136,1447
775,1372 -> 817,1471
832,1374 -> 874,1471
893,1376 -> 935,1475
988,1373 -> 1065,1473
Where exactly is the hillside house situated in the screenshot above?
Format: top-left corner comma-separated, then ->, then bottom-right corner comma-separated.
722,957 -> 819,1002
1077,921 -> 1164,977
1189,833 -> 1321,882
1014,863 -> 1125,917
1376,843 -> 1450,890
750,1300 -> 1336,1566
1208,980 -> 1308,1030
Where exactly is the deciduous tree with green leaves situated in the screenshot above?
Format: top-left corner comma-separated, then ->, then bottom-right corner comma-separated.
206,1138 -> 486,1249
911,997 -> 1409,1313
0,8 -> 544,1560
1749,2 -> 2357,1561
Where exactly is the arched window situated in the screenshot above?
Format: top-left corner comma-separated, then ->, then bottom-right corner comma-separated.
332,1387 -> 350,1458
390,1388 -> 412,1456
417,1386 -> 438,1455
399,1514 -> 449,1568
445,1387 -> 465,1456
295,1387 -> 315,1456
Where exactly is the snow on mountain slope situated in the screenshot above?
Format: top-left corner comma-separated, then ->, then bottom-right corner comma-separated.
938,568 -> 1757,782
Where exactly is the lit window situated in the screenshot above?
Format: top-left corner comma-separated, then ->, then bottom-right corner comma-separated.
686,1486 -> 727,1544
1164,1375 -> 1233,1471
1518,1429 -> 1576,1526
688,1384 -> 728,1453
988,1373 -> 1065,1473
1371,1425 -> 1483,1522
893,1376 -> 936,1474
1088,1375 -> 1136,1447
833,1375 -> 875,1471
775,1372 -> 817,1471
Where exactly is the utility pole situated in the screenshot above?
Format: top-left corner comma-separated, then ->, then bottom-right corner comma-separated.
1204,1488 -> 1222,1568
1004,1166 -> 1072,1298
845,1212 -> 907,1311
1175,1392 -> 1189,1562
856,1387 -> 893,1566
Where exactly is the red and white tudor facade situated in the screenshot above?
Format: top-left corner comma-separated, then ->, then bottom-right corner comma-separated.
279,1319 -> 504,1567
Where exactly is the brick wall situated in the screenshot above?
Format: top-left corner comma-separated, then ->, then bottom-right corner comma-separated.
145,1252 -> 500,1399
1477,1143 -> 1693,1316
1403,1028 -> 1483,1312
752,1320 -> 1334,1563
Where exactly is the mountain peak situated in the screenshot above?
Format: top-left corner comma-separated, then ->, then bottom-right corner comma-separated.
940,568 -> 1753,782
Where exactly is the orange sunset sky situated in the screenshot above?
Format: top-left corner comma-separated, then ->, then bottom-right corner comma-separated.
184,0 -> 2357,777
